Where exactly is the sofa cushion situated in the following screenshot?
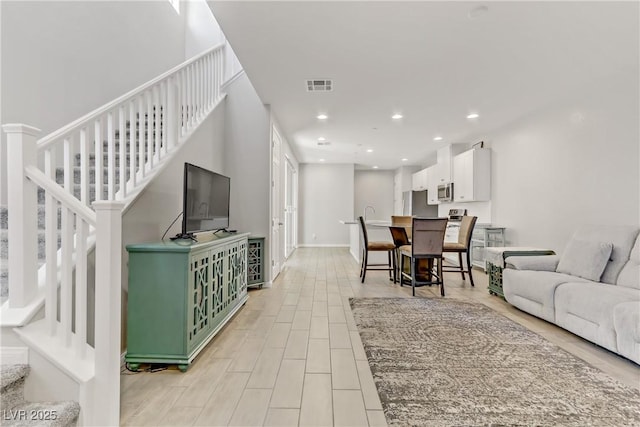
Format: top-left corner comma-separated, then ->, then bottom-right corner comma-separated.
617,235 -> 640,289
613,301 -> 640,364
503,269 -> 588,323
571,225 -> 640,284
555,282 -> 640,353
556,239 -> 613,282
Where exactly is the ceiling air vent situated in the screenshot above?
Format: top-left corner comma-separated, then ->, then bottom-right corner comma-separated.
306,79 -> 333,92
317,141 -> 331,146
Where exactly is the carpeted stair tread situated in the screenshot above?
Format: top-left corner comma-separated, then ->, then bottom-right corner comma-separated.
1,364 -> 29,391
2,401 -> 80,427
1,364 -> 29,413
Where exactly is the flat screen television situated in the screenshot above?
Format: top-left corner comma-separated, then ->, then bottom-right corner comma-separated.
180,162 -> 230,237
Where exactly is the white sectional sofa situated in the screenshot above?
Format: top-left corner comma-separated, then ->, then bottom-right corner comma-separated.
503,225 -> 640,364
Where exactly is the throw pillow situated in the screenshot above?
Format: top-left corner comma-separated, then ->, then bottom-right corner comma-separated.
556,239 -> 613,282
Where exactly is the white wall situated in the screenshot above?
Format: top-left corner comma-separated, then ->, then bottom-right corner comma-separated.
355,170 -> 394,221
485,69 -> 639,253
299,164 -> 354,246
184,0 -> 225,59
0,0 -> 186,204
223,72 -> 271,268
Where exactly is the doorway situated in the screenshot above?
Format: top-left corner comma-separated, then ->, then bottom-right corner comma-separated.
284,156 -> 297,259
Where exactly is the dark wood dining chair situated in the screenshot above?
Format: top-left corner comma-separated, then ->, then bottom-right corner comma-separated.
391,215 -> 413,240
358,216 -> 395,283
400,217 -> 448,296
443,215 -> 478,286
389,226 -> 411,283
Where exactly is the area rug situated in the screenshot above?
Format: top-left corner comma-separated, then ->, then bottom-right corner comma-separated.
350,297 -> 640,426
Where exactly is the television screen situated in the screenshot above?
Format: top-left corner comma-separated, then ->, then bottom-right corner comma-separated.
182,163 -> 230,235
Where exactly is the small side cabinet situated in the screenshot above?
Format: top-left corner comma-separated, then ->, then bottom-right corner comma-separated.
247,236 -> 265,288
125,232 -> 249,371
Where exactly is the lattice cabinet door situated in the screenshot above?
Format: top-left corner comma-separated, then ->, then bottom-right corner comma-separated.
247,237 -> 265,288
226,242 -> 240,307
187,248 -> 212,353
209,244 -> 227,321
238,239 -> 248,296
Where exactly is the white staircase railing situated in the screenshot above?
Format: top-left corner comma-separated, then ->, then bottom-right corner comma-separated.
2,43 -> 227,426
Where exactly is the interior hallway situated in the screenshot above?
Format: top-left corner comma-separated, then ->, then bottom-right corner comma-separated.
120,247 -> 640,426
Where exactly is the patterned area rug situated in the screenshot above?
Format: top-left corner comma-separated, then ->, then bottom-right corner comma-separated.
350,298 -> 640,426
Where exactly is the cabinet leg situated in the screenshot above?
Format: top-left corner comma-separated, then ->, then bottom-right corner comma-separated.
178,364 -> 189,372
127,363 -> 140,372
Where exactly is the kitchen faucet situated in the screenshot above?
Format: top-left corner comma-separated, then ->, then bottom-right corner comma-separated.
364,205 -> 375,222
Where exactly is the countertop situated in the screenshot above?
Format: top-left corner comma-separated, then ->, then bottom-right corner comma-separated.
339,220 -> 392,227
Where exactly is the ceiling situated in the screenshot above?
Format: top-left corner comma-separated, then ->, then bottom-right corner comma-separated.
208,1 -> 639,170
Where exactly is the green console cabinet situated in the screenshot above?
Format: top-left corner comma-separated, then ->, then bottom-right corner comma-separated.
125,232 -> 249,371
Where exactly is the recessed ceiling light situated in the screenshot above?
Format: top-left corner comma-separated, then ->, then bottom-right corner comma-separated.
401,158 -> 408,162
319,158 -> 325,162
433,136 -> 443,141
466,113 -> 480,119
372,166 -> 379,169
318,137 -> 326,141
392,114 -> 403,119
366,149 -> 373,153
317,114 -> 328,120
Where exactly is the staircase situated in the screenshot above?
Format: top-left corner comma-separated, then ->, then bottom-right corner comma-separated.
1,365 -> 80,426
0,43 -> 229,425
0,114 -> 156,303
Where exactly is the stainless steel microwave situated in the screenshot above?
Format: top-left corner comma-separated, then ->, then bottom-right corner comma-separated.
437,183 -> 453,202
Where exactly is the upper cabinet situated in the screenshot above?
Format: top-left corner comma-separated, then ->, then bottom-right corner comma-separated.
435,144 -> 466,185
426,165 -> 440,205
453,148 -> 491,202
411,168 -> 428,191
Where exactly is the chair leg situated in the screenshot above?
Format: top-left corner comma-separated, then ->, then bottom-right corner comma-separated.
399,253 -> 404,287
361,250 -> 368,283
359,249 -> 365,278
458,252 -> 465,280
466,249 -> 474,287
388,251 -> 393,281
439,257 -> 445,297
411,258 -> 416,297
392,250 -> 397,283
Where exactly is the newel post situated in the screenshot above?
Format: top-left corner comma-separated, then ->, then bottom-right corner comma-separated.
92,200 -> 124,426
3,124 -> 40,308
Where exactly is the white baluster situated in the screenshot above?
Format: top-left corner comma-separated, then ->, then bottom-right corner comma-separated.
94,119 -> 103,202
93,200 -> 124,427
74,218 -> 88,358
118,106 -> 127,199
2,124 -> 40,308
138,96 -> 146,179
167,76 -> 177,151
187,65 -> 193,127
80,128 -> 89,205
129,100 -> 137,188
64,137 -> 72,194
180,70 -> 187,136
60,205 -> 73,347
153,86 -> 160,161
146,92 -> 154,169
107,112 -> 115,200
44,149 -> 58,335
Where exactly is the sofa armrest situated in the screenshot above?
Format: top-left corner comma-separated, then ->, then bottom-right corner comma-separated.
505,255 -> 560,271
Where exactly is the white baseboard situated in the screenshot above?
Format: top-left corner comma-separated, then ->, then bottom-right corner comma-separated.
1,346 -> 29,364
298,244 -> 350,248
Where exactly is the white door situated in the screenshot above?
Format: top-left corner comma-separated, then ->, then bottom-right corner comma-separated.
284,157 -> 297,259
271,127 -> 282,279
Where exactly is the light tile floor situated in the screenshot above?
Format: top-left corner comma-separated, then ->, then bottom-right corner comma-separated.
121,248 -> 640,426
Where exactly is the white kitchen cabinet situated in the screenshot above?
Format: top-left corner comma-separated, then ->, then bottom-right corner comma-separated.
435,144 -> 466,185
426,165 -> 440,205
411,168 -> 428,191
453,148 -> 491,202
